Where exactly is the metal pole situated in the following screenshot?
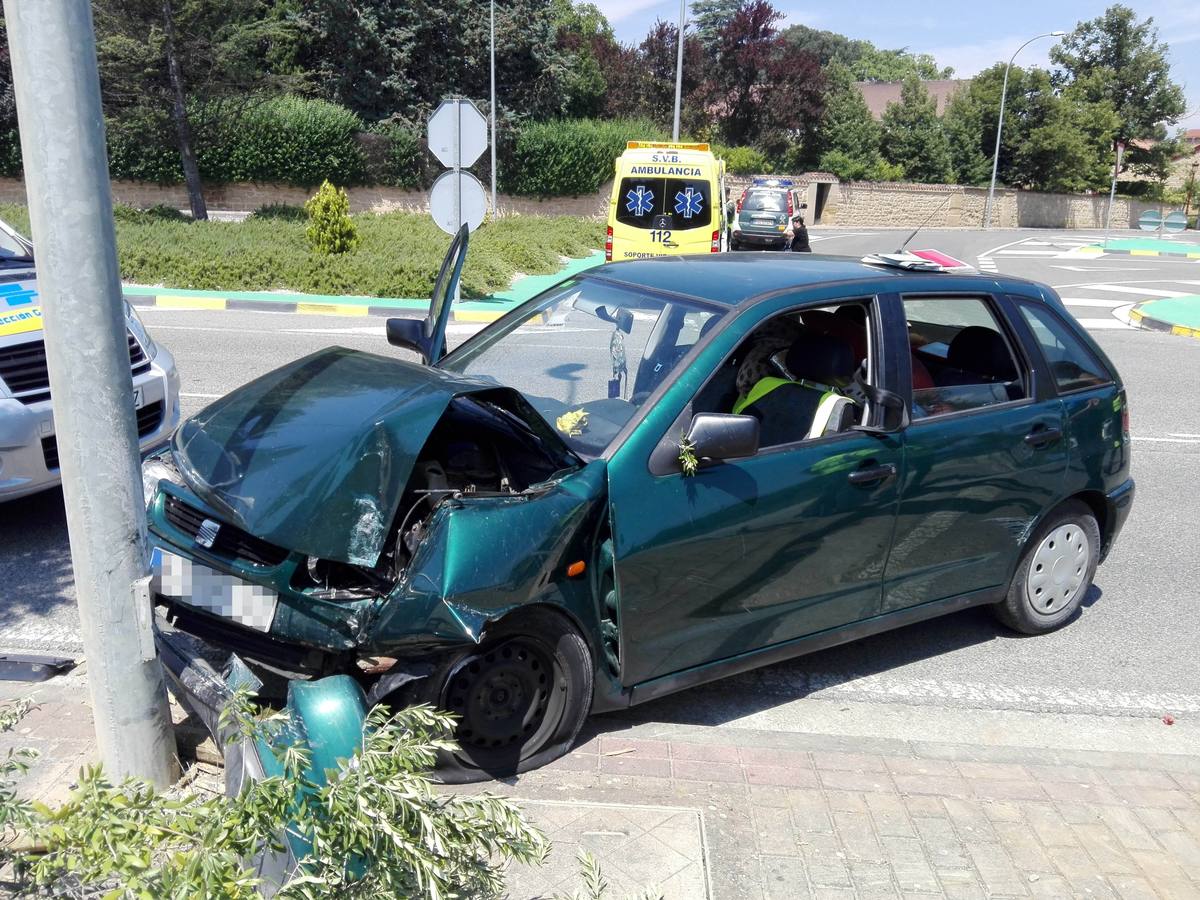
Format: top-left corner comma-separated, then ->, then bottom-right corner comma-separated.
983,31 -> 1064,229
490,0 -> 497,216
672,0 -> 685,141
3,0 -> 177,785
1104,141 -> 1123,242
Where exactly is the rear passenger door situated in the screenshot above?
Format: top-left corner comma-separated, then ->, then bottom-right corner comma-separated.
882,293 -> 1067,613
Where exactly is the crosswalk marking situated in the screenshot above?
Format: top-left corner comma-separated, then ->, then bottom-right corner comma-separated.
1059,298 -> 1129,308
1083,284 -> 1193,297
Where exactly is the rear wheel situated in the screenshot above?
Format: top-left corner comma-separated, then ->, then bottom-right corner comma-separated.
993,501 -> 1099,635
730,237 -> 741,251
418,608 -> 593,783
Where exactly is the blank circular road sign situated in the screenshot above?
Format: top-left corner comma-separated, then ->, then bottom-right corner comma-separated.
429,170 -> 487,235
1164,211 -> 1188,233
427,99 -> 488,169
1138,210 -> 1162,231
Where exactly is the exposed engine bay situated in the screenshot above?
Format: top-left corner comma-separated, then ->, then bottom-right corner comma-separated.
290,393 -> 576,600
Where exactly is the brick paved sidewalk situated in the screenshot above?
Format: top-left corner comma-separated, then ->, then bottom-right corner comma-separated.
4,676 -> 1199,899
480,719 -> 1200,900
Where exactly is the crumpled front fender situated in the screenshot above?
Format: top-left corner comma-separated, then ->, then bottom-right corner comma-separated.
363,461 -> 608,651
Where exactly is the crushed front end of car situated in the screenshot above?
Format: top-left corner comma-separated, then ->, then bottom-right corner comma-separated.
145,346 -> 608,718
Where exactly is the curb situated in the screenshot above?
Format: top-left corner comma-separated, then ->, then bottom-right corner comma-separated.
1128,302 -> 1200,339
123,290 -> 517,323
1085,243 -> 1200,259
122,252 -> 606,325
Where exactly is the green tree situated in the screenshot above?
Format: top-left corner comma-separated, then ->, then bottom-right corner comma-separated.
1123,135 -> 1189,201
1051,5 -> 1186,148
780,24 -> 951,81
94,0 -> 297,220
880,74 -> 952,182
691,0 -> 744,52
811,63 -> 886,179
552,0 -> 613,117
941,86 -> 991,186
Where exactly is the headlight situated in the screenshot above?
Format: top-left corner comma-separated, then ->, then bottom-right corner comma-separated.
125,301 -> 158,361
141,455 -> 181,509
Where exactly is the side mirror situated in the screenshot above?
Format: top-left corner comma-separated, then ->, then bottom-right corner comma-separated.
685,413 -> 759,465
850,374 -> 910,435
386,317 -> 429,363
799,202 -> 808,210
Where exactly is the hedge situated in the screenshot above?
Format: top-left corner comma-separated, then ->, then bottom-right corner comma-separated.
502,118 -> 667,197
0,203 -> 603,299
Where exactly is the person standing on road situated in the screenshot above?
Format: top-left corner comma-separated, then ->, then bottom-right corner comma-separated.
790,211 -> 811,253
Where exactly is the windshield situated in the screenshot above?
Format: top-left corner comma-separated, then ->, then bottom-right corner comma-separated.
442,278 -> 725,456
0,217 -> 32,261
743,191 -> 786,212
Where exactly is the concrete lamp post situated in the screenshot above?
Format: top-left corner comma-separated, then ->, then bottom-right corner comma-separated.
983,31 -> 1066,229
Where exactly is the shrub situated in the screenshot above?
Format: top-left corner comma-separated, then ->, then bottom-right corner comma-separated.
717,145 -> 770,175
107,112 -> 185,183
503,118 -> 667,197
249,203 -> 308,223
305,181 -> 359,254
363,121 -> 425,188
202,96 -> 368,186
112,203 -> 188,224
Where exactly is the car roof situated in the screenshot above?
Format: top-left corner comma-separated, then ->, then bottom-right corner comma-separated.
586,253 -> 1052,308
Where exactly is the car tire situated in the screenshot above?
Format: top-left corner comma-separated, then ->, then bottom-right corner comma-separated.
415,608 -> 593,784
730,237 -> 740,251
993,500 -> 1100,635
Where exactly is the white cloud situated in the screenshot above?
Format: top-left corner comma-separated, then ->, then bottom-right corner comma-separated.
925,34 -> 1058,79
592,0 -> 674,24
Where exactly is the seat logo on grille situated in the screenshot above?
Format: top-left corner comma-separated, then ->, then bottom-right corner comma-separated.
195,518 -> 221,549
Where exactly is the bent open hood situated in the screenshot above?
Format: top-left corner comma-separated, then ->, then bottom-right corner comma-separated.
172,347 -> 570,567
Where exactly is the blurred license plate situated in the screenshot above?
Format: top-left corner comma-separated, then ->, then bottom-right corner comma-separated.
150,547 -> 278,632
133,386 -> 144,409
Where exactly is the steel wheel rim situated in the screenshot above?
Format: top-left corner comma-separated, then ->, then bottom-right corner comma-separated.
443,637 -> 565,764
1026,523 -> 1089,615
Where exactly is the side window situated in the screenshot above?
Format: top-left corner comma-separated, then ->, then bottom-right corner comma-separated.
903,295 -> 1027,419
1016,302 -> 1111,393
693,300 -> 872,449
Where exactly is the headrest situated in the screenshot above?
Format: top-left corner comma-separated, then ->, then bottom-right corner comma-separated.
785,331 -> 855,382
947,326 -> 1017,380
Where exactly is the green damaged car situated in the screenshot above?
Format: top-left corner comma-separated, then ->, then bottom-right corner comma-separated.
146,231 -> 1134,781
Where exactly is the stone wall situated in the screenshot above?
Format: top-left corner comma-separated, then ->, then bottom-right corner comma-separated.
818,180 -> 1160,230
0,176 -> 1162,229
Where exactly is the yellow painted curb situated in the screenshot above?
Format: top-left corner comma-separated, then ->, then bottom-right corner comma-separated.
1129,249 -> 1160,257
156,295 -> 227,310
296,302 -> 369,317
454,310 -> 506,323
1171,323 -> 1200,338
1128,309 -> 1145,324
1128,305 -> 1200,339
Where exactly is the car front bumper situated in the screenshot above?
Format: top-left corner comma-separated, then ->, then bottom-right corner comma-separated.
0,344 -> 180,500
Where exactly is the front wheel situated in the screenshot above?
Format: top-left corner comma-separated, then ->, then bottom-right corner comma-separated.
419,608 -> 593,783
993,500 -> 1100,635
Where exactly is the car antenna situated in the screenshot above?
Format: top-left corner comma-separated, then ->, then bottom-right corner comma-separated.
896,194 -> 952,253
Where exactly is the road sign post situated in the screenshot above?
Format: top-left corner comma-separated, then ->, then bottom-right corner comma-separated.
428,99 -> 490,301
3,0 -> 178,785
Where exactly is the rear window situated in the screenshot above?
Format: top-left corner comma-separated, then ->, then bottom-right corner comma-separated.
1016,301 -> 1112,393
615,177 -> 712,231
743,191 -> 786,212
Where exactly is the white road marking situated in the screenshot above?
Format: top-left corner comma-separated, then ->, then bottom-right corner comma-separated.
1051,265 -> 1155,272
1059,297 -> 1130,308
995,249 -> 1064,256
809,232 -> 878,241
1074,318 -> 1131,329
748,670 -> 1200,715
1133,436 -> 1200,444
180,392 -> 222,399
1169,433 -> 1200,438
1084,284 -> 1193,297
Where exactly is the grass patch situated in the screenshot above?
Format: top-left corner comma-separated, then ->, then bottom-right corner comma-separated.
0,204 -> 604,298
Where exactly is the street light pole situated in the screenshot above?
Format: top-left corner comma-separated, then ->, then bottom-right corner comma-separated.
983,30 -> 1065,229
489,0 -> 497,216
672,0 -> 685,141
3,0 -> 177,785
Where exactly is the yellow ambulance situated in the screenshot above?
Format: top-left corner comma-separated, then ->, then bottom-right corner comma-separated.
605,142 -> 727,261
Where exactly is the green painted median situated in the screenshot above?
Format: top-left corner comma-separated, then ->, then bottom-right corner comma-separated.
1088,237 -> 1200,258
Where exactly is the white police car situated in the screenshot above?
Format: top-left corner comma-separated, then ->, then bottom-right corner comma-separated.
0,217 -> 179,500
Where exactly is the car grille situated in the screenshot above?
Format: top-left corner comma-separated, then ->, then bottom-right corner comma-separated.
162,494 -> 290,568
0,332 -> 150,405
41,399 -> 165,471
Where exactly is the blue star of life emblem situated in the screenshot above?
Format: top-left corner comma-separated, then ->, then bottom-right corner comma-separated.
625,185 -> 655,216
674,187 -> 704,219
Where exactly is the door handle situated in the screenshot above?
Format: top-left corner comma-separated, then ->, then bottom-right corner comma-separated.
847,463 -> 897,486
1023,426 -> 1063,449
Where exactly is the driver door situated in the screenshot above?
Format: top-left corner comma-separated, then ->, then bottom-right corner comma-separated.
385,224 -> 468,363
606,295 -> 904,687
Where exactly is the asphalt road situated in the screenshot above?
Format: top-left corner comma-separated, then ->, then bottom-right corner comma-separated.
3,227 -> 1198,733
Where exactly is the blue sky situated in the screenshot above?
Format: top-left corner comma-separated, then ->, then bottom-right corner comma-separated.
593,1 -> 1200,131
